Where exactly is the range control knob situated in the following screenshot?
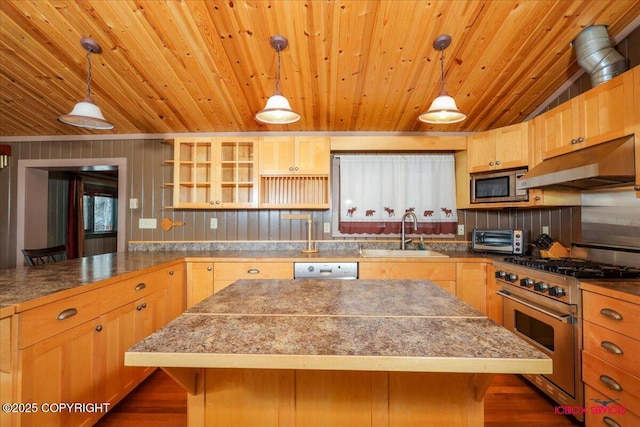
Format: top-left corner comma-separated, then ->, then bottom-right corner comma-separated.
549,286 -> 566,297
495,270 -> 507,279
506,273 -> 519,283
520,278 -> 534,288
534,281 -> 549,292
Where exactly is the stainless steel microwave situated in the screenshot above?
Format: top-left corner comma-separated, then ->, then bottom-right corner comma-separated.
471,229 -> 526,255
470,168 -> 529,204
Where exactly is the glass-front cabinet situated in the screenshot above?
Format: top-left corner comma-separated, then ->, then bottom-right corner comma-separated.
165,137 -> 257,208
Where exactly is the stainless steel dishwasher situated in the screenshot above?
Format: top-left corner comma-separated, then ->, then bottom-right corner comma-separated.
294,262 -> 358,279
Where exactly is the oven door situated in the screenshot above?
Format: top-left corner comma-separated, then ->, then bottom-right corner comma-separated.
498,289 -> 576,397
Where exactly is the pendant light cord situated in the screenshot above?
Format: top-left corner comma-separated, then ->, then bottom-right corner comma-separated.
85,50 -> 93,99
275,46 -> 282,94
439,47 -> 445,93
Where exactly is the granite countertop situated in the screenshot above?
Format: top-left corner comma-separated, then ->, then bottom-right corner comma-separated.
0,249 -> 484,312
126,279 -> 551,374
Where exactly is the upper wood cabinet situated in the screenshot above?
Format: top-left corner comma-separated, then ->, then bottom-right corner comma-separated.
165,137 -> 258,209
541,72 -> 632,160
467,122 -> 529,173
260,136 -> 330,175
259,136 -> 331,208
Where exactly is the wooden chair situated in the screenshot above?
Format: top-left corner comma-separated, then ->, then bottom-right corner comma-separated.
21,245 -> 68,266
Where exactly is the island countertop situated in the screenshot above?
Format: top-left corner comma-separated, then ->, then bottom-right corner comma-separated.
126,279 -> 551,374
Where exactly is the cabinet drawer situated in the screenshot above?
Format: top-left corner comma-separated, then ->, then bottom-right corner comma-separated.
101,269 -> 168,313
584,320 -> 640,377
18,291 -> 102,348
359,262 -> 456,280
583,291 -> 640,341
585,384 -> 640,425
214,262 -> 293,280
583,351 -> 640,414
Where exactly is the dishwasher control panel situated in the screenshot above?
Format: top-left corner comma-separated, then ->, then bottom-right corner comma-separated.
294,262 -> 358,279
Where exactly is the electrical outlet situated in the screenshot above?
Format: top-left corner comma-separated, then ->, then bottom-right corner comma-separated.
323,222 -> 331,233
457,224 -> 465,236
139,218 -> 157,229
542,226 -> 549,234
210,218 -> 218,229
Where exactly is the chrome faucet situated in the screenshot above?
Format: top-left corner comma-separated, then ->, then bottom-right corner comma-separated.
400,211 -> 418,250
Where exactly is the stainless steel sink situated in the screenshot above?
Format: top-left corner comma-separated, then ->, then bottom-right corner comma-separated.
359,249 -> 449,258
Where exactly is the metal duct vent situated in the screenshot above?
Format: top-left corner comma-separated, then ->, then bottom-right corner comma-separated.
572,25 -> 628,87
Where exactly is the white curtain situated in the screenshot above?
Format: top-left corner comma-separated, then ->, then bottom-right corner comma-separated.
338,154 -> 457,235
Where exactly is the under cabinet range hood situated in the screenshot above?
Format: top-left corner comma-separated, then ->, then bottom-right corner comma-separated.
517,136 -> 636,190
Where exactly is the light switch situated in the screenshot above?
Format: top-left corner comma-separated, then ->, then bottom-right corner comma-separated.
542,226 -> 549,234
129,198 -> 139,209
457,224 -> 465,236
210,218 -> 218,229
323,222 -> 331,233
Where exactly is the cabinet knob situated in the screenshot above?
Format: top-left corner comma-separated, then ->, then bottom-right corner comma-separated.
577,137 -> 584,143
535,196 -> 541,201
169,270 -> 174,275
489,162 -> 494,166
207,266 -> 212,271
95,325 -> 103,332
633,184 -> 640,191
294,166 -> 299,171
495,160 -> 501,166
289,167 -> 294,171
136,305 -> 143,311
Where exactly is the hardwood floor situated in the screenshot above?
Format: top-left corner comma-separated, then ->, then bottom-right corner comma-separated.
95,369 -> 582,426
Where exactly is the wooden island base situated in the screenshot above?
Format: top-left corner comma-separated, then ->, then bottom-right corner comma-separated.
164,367 -> 494,427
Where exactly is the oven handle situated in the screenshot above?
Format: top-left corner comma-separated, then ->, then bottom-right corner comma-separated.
497,290 -> 573,324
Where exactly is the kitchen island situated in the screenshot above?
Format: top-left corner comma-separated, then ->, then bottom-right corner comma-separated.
126,279 -> 551,427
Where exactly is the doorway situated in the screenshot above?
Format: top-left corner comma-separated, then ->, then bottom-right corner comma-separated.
17,158 -> 127,264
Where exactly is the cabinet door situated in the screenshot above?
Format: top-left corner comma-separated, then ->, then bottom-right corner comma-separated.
18,319 -> 102,427
171,138 -> 217,208
166,263 -> 186,321
541,101 -> 578,159
456,263 -> 487,314
134,290 -> 166,379
494,122 -> 528,170
216,137 -> 258,208
467,131 -> 495,173
100,303 -> 139,407
187,262 -> 214,307
295,136 -> 330,174
579,75 -> 628,147
259,136 -> 296,174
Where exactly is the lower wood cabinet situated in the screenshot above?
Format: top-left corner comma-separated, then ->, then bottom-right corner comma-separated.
213,262 -> 294,293
358,261 -> 488,313
9,264 -> 185,427
582,286 -> 640,425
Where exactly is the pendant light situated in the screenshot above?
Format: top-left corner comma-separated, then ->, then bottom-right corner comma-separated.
255,35 -> 300,125
58,38 -> 114,130
418,34 -> 466,124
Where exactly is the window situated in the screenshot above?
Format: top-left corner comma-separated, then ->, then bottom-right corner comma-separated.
84,185 -> 117,236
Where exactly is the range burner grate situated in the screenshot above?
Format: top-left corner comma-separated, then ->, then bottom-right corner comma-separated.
503,257 -> 640,279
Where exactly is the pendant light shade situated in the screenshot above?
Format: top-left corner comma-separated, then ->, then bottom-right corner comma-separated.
58,38 -> 114,130
255,35 -> 300,125
419,34 -> 466,124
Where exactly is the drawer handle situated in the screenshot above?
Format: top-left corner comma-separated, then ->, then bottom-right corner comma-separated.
600,308 -> 623,321
247,269 -> 260,274
135,283 -> 147,291
57,308 -> 78,321
95,325 -> 103,332
599,375 -> 622,392
603,416 -> 621,427
601,341 -> 623,355
136,303 -> 147,311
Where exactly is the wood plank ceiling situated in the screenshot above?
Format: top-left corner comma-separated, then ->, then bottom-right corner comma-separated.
1,0 -> 639,137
